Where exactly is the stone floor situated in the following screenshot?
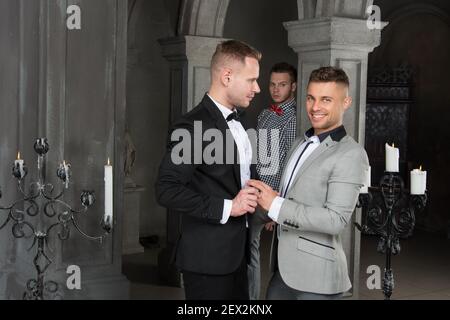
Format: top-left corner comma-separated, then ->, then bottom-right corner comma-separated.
123,229 -> 450,300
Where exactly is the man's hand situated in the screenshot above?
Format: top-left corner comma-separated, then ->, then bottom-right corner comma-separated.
230,187 -> 259,217
246,179 -> 279,211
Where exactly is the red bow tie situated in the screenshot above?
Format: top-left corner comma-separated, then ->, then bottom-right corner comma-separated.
270,104 -> 283,116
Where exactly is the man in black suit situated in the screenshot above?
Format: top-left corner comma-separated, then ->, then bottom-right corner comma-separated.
156,40 -> 262,300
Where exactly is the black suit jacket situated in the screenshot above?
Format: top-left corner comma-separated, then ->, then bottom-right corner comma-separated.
156,94 -> 256,275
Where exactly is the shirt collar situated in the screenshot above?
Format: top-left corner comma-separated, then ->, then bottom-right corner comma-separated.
304,125 -> 347,143
207,94 -> 235,119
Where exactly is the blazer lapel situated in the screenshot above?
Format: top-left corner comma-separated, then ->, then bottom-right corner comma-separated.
278,137 -> 304,188
217,117 -> 241,187
287,136 -> 338,193
204,95 -> 242,188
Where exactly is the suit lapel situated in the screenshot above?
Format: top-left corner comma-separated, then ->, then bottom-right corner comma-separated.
204,95 -> 242,188
279,137 -> 304,188
286,136 -> 338,194
217,117 -> 241,187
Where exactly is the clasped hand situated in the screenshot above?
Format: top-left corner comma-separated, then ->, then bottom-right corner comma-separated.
230,187 -> 259,217
230,180 -> 280,216
246,179 -> 279,211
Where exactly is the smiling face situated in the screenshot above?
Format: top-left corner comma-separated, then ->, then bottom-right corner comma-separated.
306,81 -> 352,135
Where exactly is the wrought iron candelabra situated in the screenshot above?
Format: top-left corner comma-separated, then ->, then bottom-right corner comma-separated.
0,138 -> 111,300
355,171 -> 427,300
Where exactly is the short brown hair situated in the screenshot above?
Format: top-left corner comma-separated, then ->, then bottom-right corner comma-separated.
308,66 -> 349,87
270,62 -> 297,83
211,40 -> 262,70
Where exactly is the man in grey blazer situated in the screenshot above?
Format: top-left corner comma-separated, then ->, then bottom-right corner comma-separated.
248,66 -> 369,299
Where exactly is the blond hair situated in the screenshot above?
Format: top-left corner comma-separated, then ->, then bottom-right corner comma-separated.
211,40 -> 261,71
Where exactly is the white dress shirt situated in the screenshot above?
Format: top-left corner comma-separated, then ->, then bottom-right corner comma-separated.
208,95 -> 252,224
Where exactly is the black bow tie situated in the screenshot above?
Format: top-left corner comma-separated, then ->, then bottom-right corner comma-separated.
226,111 -> 240,122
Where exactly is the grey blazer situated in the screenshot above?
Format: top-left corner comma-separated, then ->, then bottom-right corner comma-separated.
265,130 -> 369,295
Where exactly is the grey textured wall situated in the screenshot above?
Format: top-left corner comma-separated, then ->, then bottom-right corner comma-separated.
0,0 -> 128,299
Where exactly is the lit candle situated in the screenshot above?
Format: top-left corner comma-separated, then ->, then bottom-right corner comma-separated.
385,143 -> 399,172
104,158 -> 113,228
14,152 -> 26,179
63,160 -> 70,189
410,165 -> 427,195
360,165 -> 371,194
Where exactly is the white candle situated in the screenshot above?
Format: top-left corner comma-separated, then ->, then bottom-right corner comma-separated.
410,166 -> 427,195
360,165 -> 371,194
104,158 -> 113,227
63,160 -> 70,189
15,152 -> 25,178
385,143 -> 399,172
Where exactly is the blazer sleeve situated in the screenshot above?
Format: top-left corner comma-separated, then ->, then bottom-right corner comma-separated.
155,117 -> 224,223
278,146 -> 369,235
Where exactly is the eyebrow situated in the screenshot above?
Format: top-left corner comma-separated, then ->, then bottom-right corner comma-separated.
307,95 -> 333,100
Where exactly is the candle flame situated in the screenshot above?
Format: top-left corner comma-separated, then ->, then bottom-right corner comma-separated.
419,165 -> 422,171
17,151 -> 21,160
392,143 -> 395,148
107,158 -> 110,166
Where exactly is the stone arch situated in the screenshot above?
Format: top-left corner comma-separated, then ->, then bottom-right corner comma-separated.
176,0 -> 374,37
177,0 -> 231,36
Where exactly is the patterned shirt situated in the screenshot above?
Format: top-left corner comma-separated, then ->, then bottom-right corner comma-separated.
256,98 -> 297,191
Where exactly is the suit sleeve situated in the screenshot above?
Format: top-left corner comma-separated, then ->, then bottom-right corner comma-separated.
155,118 -> 224,224
278,147 -> 369,235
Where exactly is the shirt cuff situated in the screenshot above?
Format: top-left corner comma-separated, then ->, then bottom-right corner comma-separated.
268,196 -> 284,222
221,199 -> 232,224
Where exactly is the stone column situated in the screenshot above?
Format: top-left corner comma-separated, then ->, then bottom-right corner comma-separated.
158,35 -> 226,286
284,15 -> 386,298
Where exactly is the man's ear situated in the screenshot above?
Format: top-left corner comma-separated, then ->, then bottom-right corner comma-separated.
221,68 -> 232,87
291,82 -> 297,93
343,96 -> 352,110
